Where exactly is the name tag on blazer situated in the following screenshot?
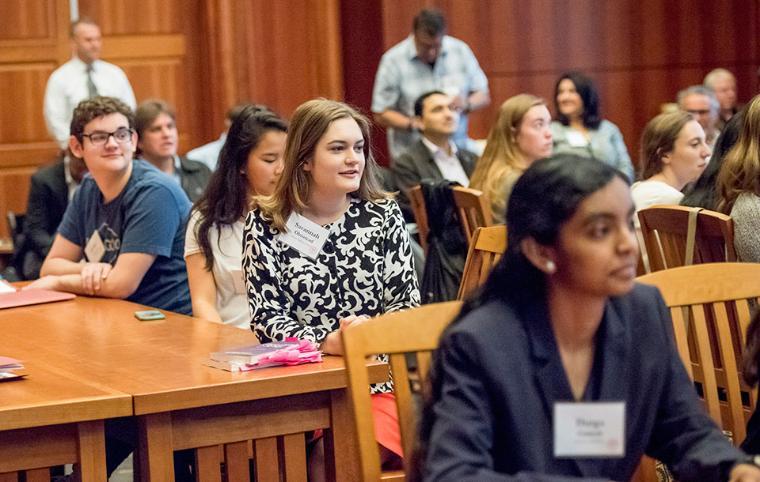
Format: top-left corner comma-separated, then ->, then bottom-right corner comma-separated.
277,212 -> 330,260
553,401 -> 625,458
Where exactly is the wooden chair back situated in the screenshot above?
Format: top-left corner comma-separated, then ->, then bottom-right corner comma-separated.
457,226 -> 507,300
408,185 -> 429,253
637,263 -> 760,444
342,301 -> 463,481
451,186 -> 494,245
637,205 -> 736,272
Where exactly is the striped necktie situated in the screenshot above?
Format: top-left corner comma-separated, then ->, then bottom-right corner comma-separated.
86,64 -> 98,98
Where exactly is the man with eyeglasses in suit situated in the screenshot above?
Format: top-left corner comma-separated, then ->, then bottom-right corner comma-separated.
26,96 -> 192,319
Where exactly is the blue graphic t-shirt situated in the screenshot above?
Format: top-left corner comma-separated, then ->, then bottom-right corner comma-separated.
58,160 -> 192,314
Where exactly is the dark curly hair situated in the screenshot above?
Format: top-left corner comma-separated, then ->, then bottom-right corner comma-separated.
70,96 -> 134,141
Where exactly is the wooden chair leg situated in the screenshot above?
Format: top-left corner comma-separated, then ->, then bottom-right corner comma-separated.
254,437 -> 279,481
195,446 -> 222,482
281,433 -> 307,482
224,441 -> 250,482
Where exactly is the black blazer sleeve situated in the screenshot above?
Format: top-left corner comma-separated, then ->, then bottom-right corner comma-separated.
458,149 -> 478,177
391,150 -> 424,223
25,168 -> 65,257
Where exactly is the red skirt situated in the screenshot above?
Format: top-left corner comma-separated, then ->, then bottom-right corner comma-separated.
371,392 -> 403,457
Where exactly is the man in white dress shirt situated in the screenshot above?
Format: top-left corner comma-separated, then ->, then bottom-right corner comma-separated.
44,18 -> 136,149
186,103 -> 249,170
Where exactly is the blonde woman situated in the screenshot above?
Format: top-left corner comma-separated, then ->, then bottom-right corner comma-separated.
717,94 -> 760,262
470,94 -> 552,223
242,99 -> 420,468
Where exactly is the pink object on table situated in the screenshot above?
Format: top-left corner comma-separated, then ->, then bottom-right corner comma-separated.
239,339 -> 322,371
0,289 -> 75,309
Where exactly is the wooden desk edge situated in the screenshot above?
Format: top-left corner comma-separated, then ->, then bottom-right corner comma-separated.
132,359 -> 389,415
0,393 -> 132,432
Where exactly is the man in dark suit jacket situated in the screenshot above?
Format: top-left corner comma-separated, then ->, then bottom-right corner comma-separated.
23,152 -> 87,279
392,90 -> 478,222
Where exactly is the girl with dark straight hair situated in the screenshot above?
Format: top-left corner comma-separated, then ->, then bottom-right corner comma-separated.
411,155 -> 753,481
185,104 -> 287,327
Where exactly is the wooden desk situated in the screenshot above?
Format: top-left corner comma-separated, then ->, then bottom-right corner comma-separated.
0,296 -> 386,481
0,359 -> 131,481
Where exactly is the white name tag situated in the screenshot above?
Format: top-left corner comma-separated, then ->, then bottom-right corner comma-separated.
277,212 -> 330,260
553,402 -> 625,458
566,130 -> 589,147
84,229 -> 105,262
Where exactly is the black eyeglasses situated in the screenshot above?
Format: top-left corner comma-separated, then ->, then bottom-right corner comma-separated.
81,127 -> 133,146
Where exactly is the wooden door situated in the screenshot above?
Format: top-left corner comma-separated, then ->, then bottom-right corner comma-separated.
0,0 -> 70,237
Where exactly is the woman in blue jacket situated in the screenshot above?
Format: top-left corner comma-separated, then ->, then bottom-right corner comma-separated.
412,155 -> 759,481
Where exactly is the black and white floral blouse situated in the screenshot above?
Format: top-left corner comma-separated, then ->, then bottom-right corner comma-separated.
242,197 -> 420,346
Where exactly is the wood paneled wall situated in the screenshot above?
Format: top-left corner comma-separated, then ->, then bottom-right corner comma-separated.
0,0 -> 69,236
198,0 -> 344,142
0,0 -> 344,239
368,0 -> 760,170
2,0 -> 756,239
78,0 -> 204,154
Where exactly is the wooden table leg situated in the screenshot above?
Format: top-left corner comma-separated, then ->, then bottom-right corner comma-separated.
137,413 -> 175,482
77,420 -> 107,482
324,389 -> 360,482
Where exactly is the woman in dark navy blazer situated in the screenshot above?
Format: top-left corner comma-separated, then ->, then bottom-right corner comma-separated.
412,156 -> 760,482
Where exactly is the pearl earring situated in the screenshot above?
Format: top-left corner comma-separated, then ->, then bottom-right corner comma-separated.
546,260 -> 556,273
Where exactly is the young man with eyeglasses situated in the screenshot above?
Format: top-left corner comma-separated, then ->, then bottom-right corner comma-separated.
26,96 -> 192,317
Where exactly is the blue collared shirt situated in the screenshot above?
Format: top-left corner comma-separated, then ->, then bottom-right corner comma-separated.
372,35 -> 488,161
550,120 -> 634,181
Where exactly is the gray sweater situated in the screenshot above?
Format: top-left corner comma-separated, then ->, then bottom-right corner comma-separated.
731,192 -> 760,262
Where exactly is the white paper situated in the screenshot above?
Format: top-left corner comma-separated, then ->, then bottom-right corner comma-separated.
0,280 -> 15,294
